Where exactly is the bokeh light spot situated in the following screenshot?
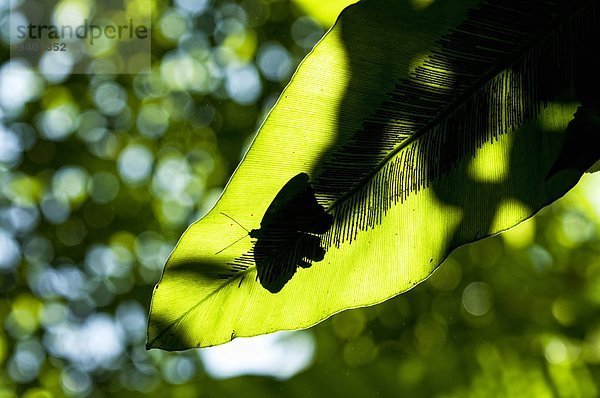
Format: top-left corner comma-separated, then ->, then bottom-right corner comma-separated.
162,356 -> 197,385
38,104 -> 79,141
93,82 -> 128,116
117,144 -> 154,186
462,282 -> 493,317
159,9 -> 190,41
258,42 -> 293,82
52,166 -> 89,204
175,0 -> 209,15
225,64 -> 262,105
137,104 -> 170,139
0,228 -> 22,271
0,61 -> 44,115
200,331 -> 315,380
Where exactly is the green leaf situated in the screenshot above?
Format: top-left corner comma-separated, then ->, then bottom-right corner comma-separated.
148,0 -> 600,350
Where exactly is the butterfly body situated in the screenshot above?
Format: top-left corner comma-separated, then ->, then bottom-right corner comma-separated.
250,173 -> 333,293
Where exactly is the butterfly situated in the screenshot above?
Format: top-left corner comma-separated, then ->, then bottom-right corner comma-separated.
220,173 -> 334,293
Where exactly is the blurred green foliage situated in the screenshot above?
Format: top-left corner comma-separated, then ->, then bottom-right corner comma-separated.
1,0 -> 600,397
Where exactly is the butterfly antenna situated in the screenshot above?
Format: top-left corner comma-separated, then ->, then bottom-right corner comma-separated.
220,212 -> 250,233
215,234 -> 248,255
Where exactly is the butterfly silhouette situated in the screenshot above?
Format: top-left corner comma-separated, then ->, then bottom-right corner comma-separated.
220,173 -> 333,293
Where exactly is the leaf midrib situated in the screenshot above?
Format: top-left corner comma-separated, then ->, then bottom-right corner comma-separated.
325,0 -> 589,214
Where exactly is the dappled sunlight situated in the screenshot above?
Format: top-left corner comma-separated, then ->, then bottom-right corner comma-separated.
490,198 -> 531,235
490,198 -> 531,234
467,134 -> 512,183
467,69 -> 526,184
501,216 -> 536,249
539,102 -> 579,132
